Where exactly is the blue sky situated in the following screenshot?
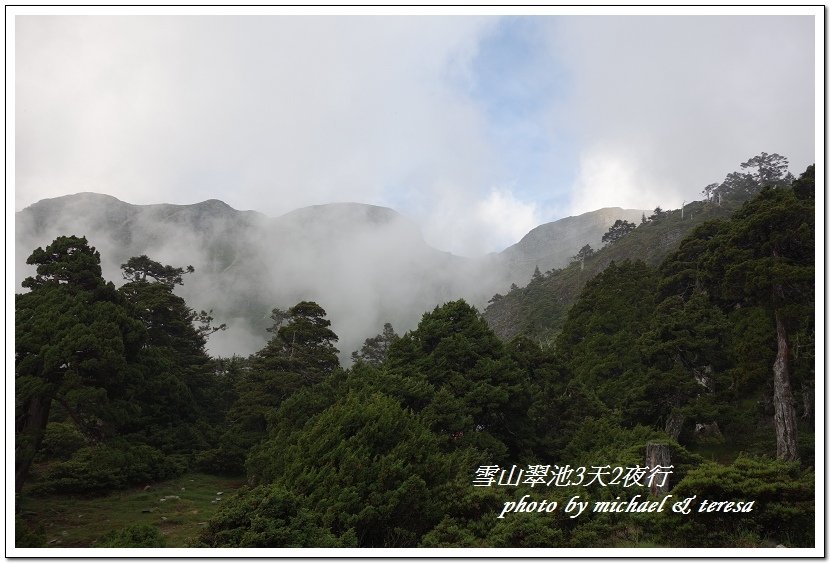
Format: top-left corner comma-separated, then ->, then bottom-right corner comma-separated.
466,16 -> 576,213
14,12 -> 818,256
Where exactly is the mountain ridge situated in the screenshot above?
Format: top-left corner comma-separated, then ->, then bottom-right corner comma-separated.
15,192 -> 649,359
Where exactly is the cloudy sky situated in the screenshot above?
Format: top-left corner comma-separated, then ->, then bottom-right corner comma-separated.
13,9 -> 817,256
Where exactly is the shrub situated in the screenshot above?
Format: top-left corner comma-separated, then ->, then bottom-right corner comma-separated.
37,422 -> 86,460
660,456 -> 814,547
31,442 -> 188,495
97,524 -> 166,547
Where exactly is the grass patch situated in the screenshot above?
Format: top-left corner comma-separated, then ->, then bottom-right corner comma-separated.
17,472 -> 244,548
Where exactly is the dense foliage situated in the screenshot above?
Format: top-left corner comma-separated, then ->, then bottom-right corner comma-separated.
15,156 -> 816,549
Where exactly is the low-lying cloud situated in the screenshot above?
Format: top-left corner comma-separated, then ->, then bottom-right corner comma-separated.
14,12 -> 816,258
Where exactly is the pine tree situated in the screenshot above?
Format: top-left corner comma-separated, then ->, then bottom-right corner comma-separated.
15,236 -> 144,491
117,255 -> 226,452
701,186 -> 813,460
351,323 -> 398,366
216,301 -> 340,472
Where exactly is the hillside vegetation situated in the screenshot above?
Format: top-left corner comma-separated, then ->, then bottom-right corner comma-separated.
485,202 -> 752,344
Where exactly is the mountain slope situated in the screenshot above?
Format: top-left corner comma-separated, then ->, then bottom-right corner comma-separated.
483,199 -> 744,343
496,207 -> 645,281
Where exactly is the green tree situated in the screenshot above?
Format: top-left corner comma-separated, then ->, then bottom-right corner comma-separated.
216,301 -> 340,473
260,301 -> 340,376
740,152 -> 789,187
700,187 -> 813,460
639,292 -> 730,436
642,227 -> 737,437
219,388 -> 478,547
120,255 -> 194,287
791,163 -> 815,200
351,323 -> 398,366
665,456 -> 813,546
716,171 -> 758,202
386,300 -> 531,459
15,236 -> 144,492
572,244 -> 595,263
116,256 -> 226,454
195,484 -> 347,547
701,182 -> 720,202
601,219 -> 636,245
556,261 -> 658,424
648,206 -> 665,220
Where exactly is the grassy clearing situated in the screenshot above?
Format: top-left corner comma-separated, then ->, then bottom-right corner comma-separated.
17,472 -> 244,548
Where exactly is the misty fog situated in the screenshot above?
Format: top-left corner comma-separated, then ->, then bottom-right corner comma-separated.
15,193 -> 646,362
15,194 -> 513,361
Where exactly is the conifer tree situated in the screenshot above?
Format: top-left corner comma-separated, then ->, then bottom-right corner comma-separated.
15,236 -> 144,491
700,185 -> 813,460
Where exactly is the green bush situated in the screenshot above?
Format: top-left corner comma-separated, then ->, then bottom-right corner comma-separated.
97,524 -> 166,547
197,484 -> 348,547
661,456 -> 814,547
37,422 -> 87,460
31,443 -> 188,494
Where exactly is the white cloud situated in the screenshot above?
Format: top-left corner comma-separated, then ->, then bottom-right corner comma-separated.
568,150 -> 650,215
543,16 -> 816,216
14,13 -> 817,257
475,188 -> 540,250
15,16 -> 506,255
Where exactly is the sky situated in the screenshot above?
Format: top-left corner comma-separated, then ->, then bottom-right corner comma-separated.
13,10 -> 818,257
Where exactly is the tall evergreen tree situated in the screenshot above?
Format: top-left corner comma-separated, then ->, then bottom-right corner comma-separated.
700,186 -> 813,460
556,261 -> 658,423
15,236 -> 144,491
740,152 -> 789,187
214,301 -> 340,473
386,300 -> 531,459
117,256 -> 226,452
601,219 -> 637,245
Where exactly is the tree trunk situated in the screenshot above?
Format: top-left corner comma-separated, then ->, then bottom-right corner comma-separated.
15,393 -> 53,493
664,412 -> 685,441
802,380 -> 813,421
772,308 -> 799,461
645,442 -> 671,496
